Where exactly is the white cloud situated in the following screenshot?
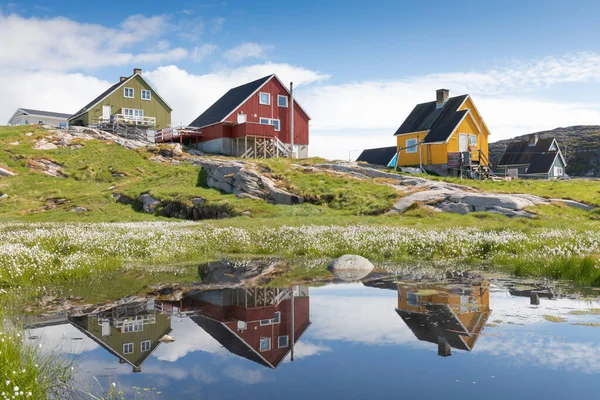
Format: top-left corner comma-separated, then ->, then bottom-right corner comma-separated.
25,322 -> 99,354
223,42 -> 274,63
288,341 -> 332,359
0,11 -> 187,71
223,365 -> 273,384
192,44 -> 219,62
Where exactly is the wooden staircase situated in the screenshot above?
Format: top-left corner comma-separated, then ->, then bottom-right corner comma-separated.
241,136 -> 293,158
95,119 -> 151,142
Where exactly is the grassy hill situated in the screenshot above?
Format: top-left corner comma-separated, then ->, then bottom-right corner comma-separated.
489,125 -> 600,176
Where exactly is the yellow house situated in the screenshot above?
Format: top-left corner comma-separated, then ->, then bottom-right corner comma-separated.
393,89 -> 491,176
396,281 -> 491,354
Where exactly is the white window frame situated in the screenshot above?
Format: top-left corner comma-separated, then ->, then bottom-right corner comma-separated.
271,119 -> 280,131
123,108 -> 144,120
123,320 -> 143,333
259,337 -> 271,352
259,92 -> 270,105
278,335 -> 289,348
259,118 -> 270,125
141,89 -> 151,101
469,135 -> 477,147
277,95 -> 288,108
260,319 -> 272,326
407,292 -> 419,306
553,166 -> 563,176
124,87 -> 134,98
272,311 -> 281,324
141,340 -> 151,352
123,343 -> 134,354
237,321 -> 247,330
405,138 -> 418,154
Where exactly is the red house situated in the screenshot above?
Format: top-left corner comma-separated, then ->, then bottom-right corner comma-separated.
177,287 -> 311,369
189,74 -> 311,158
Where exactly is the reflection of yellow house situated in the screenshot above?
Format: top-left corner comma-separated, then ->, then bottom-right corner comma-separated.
393,89 -> 491,176
70,300 -> 172,372
396,282 -> 490,353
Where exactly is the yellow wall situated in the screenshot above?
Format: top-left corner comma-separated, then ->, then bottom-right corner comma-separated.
395,96 -> 491,167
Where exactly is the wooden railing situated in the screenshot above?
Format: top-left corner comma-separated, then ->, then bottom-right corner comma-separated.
99,114 -> 156,127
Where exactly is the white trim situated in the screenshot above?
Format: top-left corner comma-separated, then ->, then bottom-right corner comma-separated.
259,92 -> 271,105
259,117 -> 270,125
277,94 -> 288,108
278,335 -> 289,348
259,337 -> 271,352
271,118 -> 280,131
7,108 -> 70,124
405,138 -> 418,153
141,340 -> 151,352
141,89 -> 151,101
273,311 -> 281,323
124,87 -> 134,98
259,319 -> 272,326
123,342 -> 134,354
213,74 -> 312,129
458,94 -> 491,135
69,73 -> 173,121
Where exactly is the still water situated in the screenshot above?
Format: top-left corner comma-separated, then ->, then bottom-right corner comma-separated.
26,277 -> 600,399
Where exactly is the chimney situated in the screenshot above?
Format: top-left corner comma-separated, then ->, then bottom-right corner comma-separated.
119,76 -> 127,82
529,134 -> 538,147
133,68 -> 142,75
436,89 -> 449,109
133,366 -> 142,373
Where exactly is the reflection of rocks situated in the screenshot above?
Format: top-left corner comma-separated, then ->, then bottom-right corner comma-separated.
202,259 -> 287,285
327,254 -> 374,281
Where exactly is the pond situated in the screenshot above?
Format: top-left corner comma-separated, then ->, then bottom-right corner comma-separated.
25,275 -> 600,399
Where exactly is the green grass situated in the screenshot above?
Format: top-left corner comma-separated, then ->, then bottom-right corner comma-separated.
568,308 -> 600,315
544,315 -> 567,323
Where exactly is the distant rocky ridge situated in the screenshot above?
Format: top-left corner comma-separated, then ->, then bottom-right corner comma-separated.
489,126 -> 600,177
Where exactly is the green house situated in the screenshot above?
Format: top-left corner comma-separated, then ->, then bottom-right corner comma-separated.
68,68 -> 172,130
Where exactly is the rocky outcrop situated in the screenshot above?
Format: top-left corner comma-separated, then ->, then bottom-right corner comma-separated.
0,167 -> 16,177
194,158 -> 303,205
26,159 -> 66,178
138,193 -> 161,213
310,162 -> 594,218
327,254 -> 374,281
201,259 -> 287,285
131,193 -> 233,220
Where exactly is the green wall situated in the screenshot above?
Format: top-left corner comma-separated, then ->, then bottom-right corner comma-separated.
70,75 -> 172,129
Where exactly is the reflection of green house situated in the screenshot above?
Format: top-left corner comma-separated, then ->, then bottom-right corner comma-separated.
69,301 -> 172,372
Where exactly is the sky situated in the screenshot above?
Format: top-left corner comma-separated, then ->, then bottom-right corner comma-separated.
1,0 -> 600,159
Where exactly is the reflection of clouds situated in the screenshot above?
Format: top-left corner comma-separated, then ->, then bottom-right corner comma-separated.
152,317 -> 227,362
223,365 -> 274,385
310,286 -> 417,346
477,337 -> 600,373
25,323 -> 98,354
292,341 -> 332,359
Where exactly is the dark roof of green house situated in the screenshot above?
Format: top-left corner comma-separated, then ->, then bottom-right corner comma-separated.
497,138 -> 557,166
394,95 -> 469,144
526,151 -> 560,174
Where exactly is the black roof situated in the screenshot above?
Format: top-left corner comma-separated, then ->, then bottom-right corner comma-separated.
69,78 -> 130,120
394,95 -> 469,144
356,146 -> 397,166
526,151 -> 559,174
397,306 -> 472,351
189,75 -> 273,128
19,108 -> 71,119
497,138 -> 556,166
191,315 -> 274,368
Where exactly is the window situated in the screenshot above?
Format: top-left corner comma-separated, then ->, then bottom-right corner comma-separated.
123,343 -> 134,354
278,335 -> 289,348
38,120 -> 44,124
24,120 -> 29,125
141,340 -> 151,352
259,118 -> 279,131
141,89 -> 151,101
507,168 -> 519,178
405,138 -> 418,154
259,92 -> 270,105
273,312 -> 281,324
58,122 -> 67,128
271,119 -> 280,131
259,337 -> 271,352
553,166 -> 563,176
123,109 -> 144,120
123,320 -> 143,333
469,135 -> 477,147
124,87 -> 134,98
277,95 -> 288,107
237,321 -> 247,330
260,319 -> 271,326
407,292 -> 419,306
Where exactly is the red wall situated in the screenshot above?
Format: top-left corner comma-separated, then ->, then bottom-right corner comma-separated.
225,78 -> 310,145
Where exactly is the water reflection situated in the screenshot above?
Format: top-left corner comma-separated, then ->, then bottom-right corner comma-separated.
395,281 -> 491,355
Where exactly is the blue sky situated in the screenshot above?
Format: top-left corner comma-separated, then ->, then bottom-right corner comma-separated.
1,0 -> 600,158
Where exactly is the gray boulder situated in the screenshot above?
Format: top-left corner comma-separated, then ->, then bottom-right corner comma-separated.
0,167 -> 16,177
138,193 -> 161,213
327,254 -> 374,281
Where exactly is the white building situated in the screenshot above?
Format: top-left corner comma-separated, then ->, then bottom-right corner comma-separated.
7,108 -> 71,128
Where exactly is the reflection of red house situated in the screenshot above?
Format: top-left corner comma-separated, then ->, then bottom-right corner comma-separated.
186,287 -> 310,369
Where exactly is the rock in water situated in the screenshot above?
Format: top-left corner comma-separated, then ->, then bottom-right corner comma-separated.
327,254 -> 374,281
